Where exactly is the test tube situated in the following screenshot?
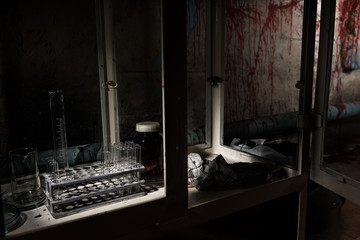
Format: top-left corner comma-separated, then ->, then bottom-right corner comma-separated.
127,141 -> 136,168
135,144 -> 141,166
114,144 -> 121,170
46,157 -> 59,181
102,150 -> 111,173
119,145 -> 126,170
126,145 -> 133,169
109,144 -> 117,172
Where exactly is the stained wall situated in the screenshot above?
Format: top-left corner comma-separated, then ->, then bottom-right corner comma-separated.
1,0 -> 360,176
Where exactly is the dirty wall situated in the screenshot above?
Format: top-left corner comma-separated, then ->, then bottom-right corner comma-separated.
1,0 -> 359,171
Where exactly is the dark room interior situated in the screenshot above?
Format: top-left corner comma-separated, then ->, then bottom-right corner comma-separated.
2,0 -> 360,240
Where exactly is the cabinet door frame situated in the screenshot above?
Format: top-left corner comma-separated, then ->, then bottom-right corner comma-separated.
98,0 -> 189,215
310,0 -> 360,205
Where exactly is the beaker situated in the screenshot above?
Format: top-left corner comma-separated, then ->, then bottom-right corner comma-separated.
9,148 -> 43,205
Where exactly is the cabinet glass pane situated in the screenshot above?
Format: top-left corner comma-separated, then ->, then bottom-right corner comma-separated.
323,0 -> 360,181
223,0 -> 304,167
112,0 -> 164,183
0,1 -> 102,177
187,0 -> 208,146
1,0 -> 166,234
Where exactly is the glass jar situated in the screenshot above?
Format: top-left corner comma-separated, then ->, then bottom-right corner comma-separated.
134,121 -> 163,175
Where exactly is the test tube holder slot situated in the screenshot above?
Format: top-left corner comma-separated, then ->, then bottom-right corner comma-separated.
43,162 -> 146,218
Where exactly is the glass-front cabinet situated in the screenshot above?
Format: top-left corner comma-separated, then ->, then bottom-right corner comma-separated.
186,1 -> 314,239
1,0 -> 187,238
3,0 -> 360,240
311,0 -> 360,205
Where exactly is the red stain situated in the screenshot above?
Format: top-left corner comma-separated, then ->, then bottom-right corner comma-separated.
334,103 -> 347,118
225,0 -> 301,122
330,0 -> 360,103
338,0 -> 360,71
331,101 -> 360,119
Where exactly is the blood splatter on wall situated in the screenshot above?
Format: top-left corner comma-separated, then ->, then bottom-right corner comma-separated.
224,0 -> 304,123
328,0 -> 360,105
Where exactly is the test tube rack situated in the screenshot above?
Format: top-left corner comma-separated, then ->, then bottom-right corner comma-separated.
43,162 -> 145,218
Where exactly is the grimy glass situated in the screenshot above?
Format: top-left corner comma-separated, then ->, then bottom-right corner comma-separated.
9,148 -> 42,205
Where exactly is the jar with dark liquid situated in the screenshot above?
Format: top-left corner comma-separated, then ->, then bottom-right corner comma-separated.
134,121 -> 163,175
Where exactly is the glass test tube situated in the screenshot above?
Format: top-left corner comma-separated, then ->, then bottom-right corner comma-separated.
46,157 -> 59,180
102,150 -> 111,173
135,144 -> 141,164
119,145 -> 126,170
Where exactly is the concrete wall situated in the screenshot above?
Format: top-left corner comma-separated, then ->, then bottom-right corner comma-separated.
327,0 -> 360,105
0,0 -> 101,160
186,0 -> 360,144
223,0 -> 304,123
0,0 -> 163,175
186,0 -> 207,131
1,0 -> 360,172
221,0 -> 360,123
113,0 -> 163,139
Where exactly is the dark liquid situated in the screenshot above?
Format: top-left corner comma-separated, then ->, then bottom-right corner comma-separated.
134,132 -> 163,175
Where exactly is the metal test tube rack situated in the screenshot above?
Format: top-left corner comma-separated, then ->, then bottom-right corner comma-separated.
43,142 -> 145,218
46,91 -> 146,217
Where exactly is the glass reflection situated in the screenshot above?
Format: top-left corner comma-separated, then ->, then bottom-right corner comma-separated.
223,0 -> 304,166
323,0 -> 360,181
112,0 -> 164,186
187,0 -> 208,146
0,0 -> 102,176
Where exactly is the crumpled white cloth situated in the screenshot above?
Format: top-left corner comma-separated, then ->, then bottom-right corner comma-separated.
187,153 -> 203,186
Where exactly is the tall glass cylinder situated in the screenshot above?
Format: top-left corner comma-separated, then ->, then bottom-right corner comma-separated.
49,90 -> 69,170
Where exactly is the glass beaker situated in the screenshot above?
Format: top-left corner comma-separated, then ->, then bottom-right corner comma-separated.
9,148 -> 43,206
